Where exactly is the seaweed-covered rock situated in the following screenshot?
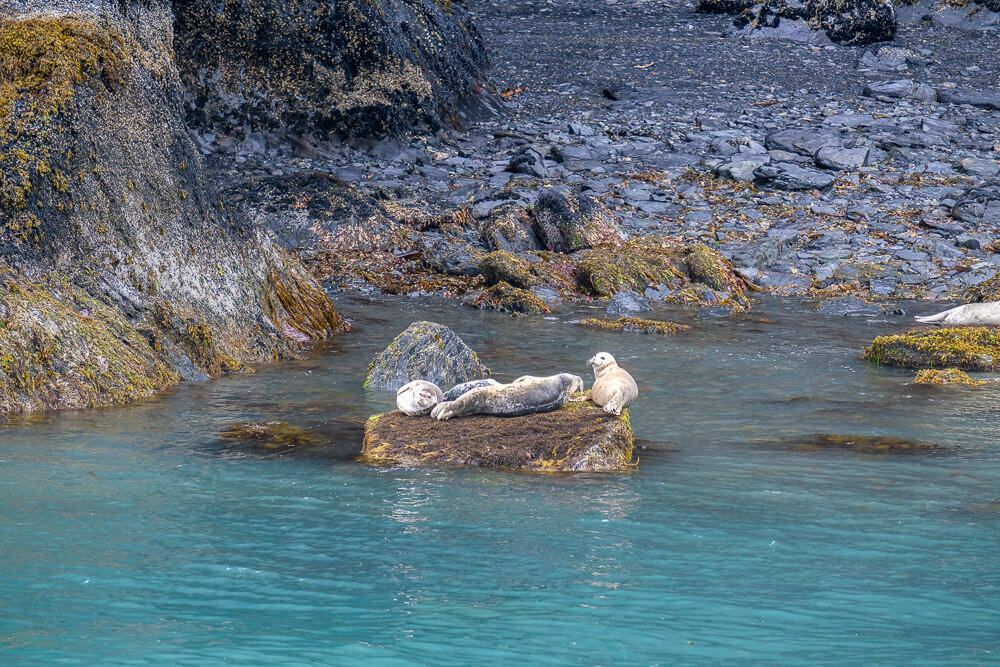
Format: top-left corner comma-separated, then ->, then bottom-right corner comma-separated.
172,0 -> 495,143
580,317 -> 689,335
864,328 -> 1000,371
479,202 -> 542,252
775,433 -> 947,455
218,421 -> 323,452
531,189 -> 625,253
966,274 -> 1000,303
0,4 -> 345,419
717,0 -> 896,46
478,251 -> 536,288
913,368 -> 984,386
470,281 -> 551,316
365,321 -> 487,392
361,400 -> 636,472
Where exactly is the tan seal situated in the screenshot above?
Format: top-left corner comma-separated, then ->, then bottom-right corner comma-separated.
430,373 -> 584,421
589,352 -> 638,415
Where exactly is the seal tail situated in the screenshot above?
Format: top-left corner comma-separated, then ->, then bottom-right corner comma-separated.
915,307 -> 958,325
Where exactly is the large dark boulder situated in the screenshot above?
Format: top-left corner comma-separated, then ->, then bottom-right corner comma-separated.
172,0 -> 495,143
708,0 -> 897,45
0,2 -> 345,419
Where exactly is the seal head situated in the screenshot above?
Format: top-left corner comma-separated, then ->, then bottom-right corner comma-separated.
396,380 -> 445,417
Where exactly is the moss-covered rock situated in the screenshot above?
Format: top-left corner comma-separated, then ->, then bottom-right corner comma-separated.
580,317 -> 689,335
361,399 -> 636,472
965,274 -> 1000,303
365,321 -> 487,392
776,433 -> 947,455
864,328 -> 1000,371
478,250 -> 536,288
531,189 -> 624,253
470,282 -> 551,316
913,368 -> 985,386
480,202 -> 541,252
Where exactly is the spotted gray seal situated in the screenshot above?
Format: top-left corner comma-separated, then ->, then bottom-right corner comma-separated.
442,378 -> 501,402
589,352 -> 638,416
396,380 -> 445,417
915,302 -> 1000,326
430,373 -> 584,421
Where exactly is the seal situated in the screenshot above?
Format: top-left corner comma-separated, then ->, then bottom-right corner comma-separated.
430,373 -> 584,421
396,380 -> 444,417
589,352 -> 638,416
442,378 -> 501,402
915,302 -> 1000,326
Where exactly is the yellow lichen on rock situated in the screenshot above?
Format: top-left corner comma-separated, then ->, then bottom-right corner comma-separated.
580,317 -> 689,335
913,368 -> 985,386
864,327 -> 1000,371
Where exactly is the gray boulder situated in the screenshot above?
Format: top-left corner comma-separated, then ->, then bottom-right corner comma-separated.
365,322 -> 489,392
815,146 -> 871,170
607,291 -> 652,315
755,162 -> 836,191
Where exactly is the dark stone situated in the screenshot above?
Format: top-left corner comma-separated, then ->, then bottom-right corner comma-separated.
506,147 -> 548,178
531,189 -> 624,253
755,162 -> 836,191
364,321 -> 488,392
937,89 -> 1000,111
606,291 -> 652,315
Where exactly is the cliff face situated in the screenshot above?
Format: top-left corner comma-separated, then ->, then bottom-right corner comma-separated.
0,1 -> 346,419
172,0 -> 494,145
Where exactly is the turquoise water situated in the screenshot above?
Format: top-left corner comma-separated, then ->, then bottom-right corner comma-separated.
2,297 -> 999,666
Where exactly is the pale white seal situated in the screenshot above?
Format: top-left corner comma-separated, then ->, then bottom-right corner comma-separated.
589,352 -> 638,416
430,373 -> 584,421
914,302 -> 1000,326
396,380 -> 444,417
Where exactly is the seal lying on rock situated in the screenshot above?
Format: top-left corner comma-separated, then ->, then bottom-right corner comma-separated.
914,302 -> 1000,326
442,378 -> 501,401
589,352 -> 638,416
396,380 -> 445,416
430,373 -> 584,421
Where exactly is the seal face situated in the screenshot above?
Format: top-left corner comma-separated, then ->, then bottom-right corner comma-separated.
589,352 -> 638,416
431,373 -> 584,421
915,302 -> 1000,326
396,380 -> 445,417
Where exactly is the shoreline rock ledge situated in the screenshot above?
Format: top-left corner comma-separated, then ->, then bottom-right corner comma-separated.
361,400 -> 636,473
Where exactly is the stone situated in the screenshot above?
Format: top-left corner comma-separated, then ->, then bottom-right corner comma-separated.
863,79 -> 917,99
815,145 -> 870,170
506,147 -> 548,178
864,328 -> 1000,372
937,89 -> 1000,111
606,290 -> 652,315
913,368 -> 984,386
531,189 -> 625,252
959,158 -> 1000,179
717,155 -> 771,182
580,317 -> 689,335
361,400 -> 636,472
469,282 -> 552,316
364,321 -> 488,392
755,162 -> 836,191
765,129 -> 844,156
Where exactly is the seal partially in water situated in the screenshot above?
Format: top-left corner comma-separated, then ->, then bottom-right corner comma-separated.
430,373 -> 584,421
589,352 -> 638,416
915,302 -> 1000,326
396,380 -> 445,416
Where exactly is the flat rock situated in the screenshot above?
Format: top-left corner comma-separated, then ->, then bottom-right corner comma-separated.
755,162 -> 836,191
815,145 -> 870,171
361,401 -> 636,472
937,89 -> 1000,111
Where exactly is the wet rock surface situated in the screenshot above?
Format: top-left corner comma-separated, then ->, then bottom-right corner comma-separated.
361,400 -> 636,472
864,327 -> 1000,371
364,321 -> 488,392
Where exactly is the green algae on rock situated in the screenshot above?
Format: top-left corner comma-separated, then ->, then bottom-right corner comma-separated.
218,421 -> 322,452
913,368 -> 985,386
361,400 -> 636,472
580,317 -> 689,335
478,250 -> 536,289
864,327 -> 1000,371
470,281 -> 551,316
365,321 -> 488,392
776,433 -> 948,455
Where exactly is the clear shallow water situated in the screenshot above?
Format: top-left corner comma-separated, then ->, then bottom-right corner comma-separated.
2,297 -> 999,666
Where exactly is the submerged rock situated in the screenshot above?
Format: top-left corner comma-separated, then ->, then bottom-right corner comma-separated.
913,368 -> 984,386
364,321 -> 488,392
776,433 -> 947,455
361,400 -> 636,472
218,421 -> 323,452
579,317 -> 689,335
864,328 -> 1000,371
606,290 -> 651,315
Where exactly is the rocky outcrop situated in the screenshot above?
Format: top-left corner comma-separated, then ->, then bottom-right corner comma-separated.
864,328 -> 1000,371
704,0 -> 897,46
364,321 -> 488,392
0,3 -> 345,419
361,400 -> 636,472
173,0 -> 495,146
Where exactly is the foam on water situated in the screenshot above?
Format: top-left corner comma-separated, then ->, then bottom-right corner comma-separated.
1,297 -> 998,665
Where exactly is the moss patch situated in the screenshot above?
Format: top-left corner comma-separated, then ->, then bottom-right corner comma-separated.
864,327 -> 1000,371
361,399 -> 636,472
471,282 -> 551,316
580,317 -> 689,335
576,237 -> 687,297
478,250 -> 536,288
913,368 -> 985,386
